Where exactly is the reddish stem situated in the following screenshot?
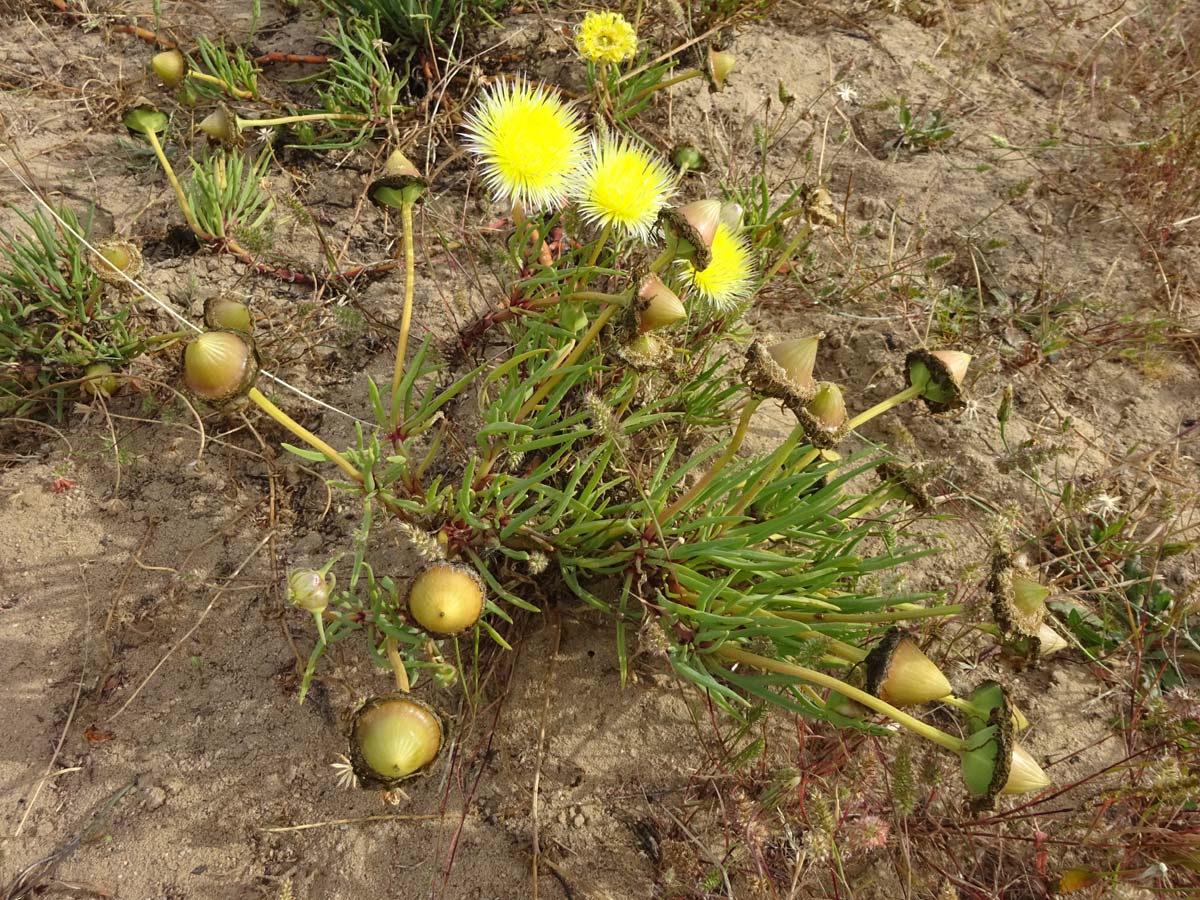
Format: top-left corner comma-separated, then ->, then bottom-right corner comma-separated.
254,51 -> 331,65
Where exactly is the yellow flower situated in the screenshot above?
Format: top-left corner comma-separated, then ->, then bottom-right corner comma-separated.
576,11 -> 638,64
572,135 -> 675,240
683,221 -> 755,311
462,79 -> 587,210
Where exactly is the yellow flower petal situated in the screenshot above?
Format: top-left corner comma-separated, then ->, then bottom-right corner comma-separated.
575,11 -> 638,64
462,79 -> 587,210
684,221 -> 755,311
572,135 -> 675,240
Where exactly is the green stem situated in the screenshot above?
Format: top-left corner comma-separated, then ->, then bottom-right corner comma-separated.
648,236 -> 677,274
660,398 -> 761,525
311,609 -> 327,645
844,382 -> 923,432
389,201 -> 416,430
247,387 -> 363,484
716,645 -> 965,752
628,68 -> 703,104
762,222 -> 813,283
144,129 -> 208,239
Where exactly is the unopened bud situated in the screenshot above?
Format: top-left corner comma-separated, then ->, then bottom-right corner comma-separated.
287,568 -> 331,613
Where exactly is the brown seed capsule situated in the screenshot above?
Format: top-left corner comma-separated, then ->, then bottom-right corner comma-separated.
182,330 -> 259,403
349,694 -> 444,789
865,628 -> 952,707
407,562 -> 486,635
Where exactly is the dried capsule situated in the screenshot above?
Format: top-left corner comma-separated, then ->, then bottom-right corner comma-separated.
657,199 -> 721,269
90,239 -> 144,290
635,273 -> 686,333
906,348 -> 971,413
349,694 -> 444,789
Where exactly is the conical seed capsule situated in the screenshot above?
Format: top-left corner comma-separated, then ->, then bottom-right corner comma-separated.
807,382 -> 847,430
1036,622 -> 1069,656
349,694 -> 444,789
636,274 -> 686,332
1003,743 -> 1051,795
204,295 -> 253,333
1012,573 -> 1051,618
407,562 -> 486,635
198,103 -> 241,145
707,48 -> 736,92
767,334 -> 823,393
369,148 -> 428,209
865,628 -> 952,707
905,348 -> 971,413
183,330 -> 259,403
287,569 -> 330,613
151,49 -> 187,88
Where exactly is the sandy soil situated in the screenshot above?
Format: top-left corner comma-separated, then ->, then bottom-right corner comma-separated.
1,0 -> 1197,898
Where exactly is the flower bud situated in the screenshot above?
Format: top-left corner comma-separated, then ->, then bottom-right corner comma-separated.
706,48 -> 736,92
151,49 -> 187,88
82,362 -> 119,399
198,103 -> 241,145
906,348 -> 971,413
123,104 -> 168,138
349,694 -> 444,789
865,628 -> 952,707
407,562 -> 485,635
287,568 -> 330,613
670,144 -> 706,174
369,148 -> 428,209
183,330 -> 260,403
204,295 -> 253,334
636,274 -> 686,332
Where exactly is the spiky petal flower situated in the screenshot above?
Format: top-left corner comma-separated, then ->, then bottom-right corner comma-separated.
462,79 -> 587,211
572,135 -> 675,240
575,11 -> 638,64
683,221 -> 755,311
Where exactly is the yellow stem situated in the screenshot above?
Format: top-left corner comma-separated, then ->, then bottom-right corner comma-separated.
844,382 -> 923,432
715,645 -> 964,752
144,129 -> 208,239
384,637 -> 411,692
389,201 -> 416,429
187,70 -> 253,99
239,112 -> 369,127
660,398 -> 761,525
247,387 -> 363,484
